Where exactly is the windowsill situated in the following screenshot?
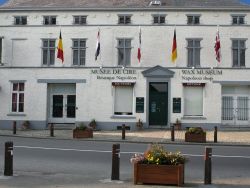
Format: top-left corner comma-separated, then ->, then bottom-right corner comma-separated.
7,113 -> 26,117
111,115 -> 136,119
181,116 -> 206,120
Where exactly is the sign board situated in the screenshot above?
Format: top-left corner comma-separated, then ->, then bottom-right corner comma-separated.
173,98 -> 181,113
136,97 -> 144,113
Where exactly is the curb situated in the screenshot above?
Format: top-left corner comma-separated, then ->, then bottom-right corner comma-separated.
1,134 -> 250,147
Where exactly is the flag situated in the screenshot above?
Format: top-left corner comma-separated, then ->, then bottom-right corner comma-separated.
137,27 -> 141,63
214,28 -> 221,63
57,31 -> 64,63
171,29 -> 177,63
95,30 -> 100,61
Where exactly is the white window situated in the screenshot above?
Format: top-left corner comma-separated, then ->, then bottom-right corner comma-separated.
43,16 -> 56,25
11,82 -> 25,113
184,87 -> 203,116
73,16 -> 87,25
114,86 -> 133,115
118,15 -> 131,24
0,38 -> 2,64
42,39 -> 56,66
232,15 -> 245,25
14,16 -> 27,25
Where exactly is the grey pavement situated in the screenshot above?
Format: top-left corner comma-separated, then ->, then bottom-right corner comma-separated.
1,128 -> 250,145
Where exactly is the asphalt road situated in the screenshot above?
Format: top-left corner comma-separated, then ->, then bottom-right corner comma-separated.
0,136 -> 250,188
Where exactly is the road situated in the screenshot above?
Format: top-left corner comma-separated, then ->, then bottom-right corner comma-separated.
0,136 -> 250,188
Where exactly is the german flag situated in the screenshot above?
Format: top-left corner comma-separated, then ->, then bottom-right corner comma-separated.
57,31 -> 64,63
171,29 -> 177,63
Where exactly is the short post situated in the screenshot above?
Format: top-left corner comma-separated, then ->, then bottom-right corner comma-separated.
171,125 -> 175,141
13,121 -> 16,135
111,144 -> 120,180
214,126 -> 217,143
50,123 -> 54,137
4,141 -> 13,176
204,147 -> 212,184
122,124 -> 125,140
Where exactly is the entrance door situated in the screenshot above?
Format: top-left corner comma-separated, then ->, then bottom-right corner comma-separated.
51,94 -> 76,123
149,82 -> 168,126
222,96 -> 249,126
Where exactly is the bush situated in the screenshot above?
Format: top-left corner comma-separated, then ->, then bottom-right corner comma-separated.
187,127 -> 205,134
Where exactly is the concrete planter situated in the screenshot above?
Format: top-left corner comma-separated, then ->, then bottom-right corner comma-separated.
133,163 -> 184,186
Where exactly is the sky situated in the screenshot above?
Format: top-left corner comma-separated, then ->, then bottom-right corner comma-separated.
1,0 -> 250,5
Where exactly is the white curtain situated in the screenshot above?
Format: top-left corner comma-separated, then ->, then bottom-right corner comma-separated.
184,87 -> 203,116
114,86 -> 133,115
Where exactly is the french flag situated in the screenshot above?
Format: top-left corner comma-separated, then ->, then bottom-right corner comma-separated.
95,30 -> 100,61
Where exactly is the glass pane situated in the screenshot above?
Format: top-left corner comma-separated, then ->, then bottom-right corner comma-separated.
195,49 -> 200,66
118,40 -> 124,47
80,40 -> 86,47
194,40 -> 200,47
12,102 -> 17,112
114,86 -> 133,115
50,41 -> 55,47
188,49 -> 193,67
125,16 -> 130,24
73,50 -> 78,65
43,50 -> 48,65
15,17 -> 20,24
160,16 -> 165,23
49,50 -> 55,65
80,57 -> 85,65
19,103 -> 24,112
187,16 -> 193,24
67,95 -> 76,118
13,83 -> 18,91
12,93 -> 17,103
240,41 -> 245,48
187,40 -> 193,47
52,95 -> 63,118
43,40 -> 48,47
74,16 -> 79,24
232,41 -> 238,48
19,83 -> 24,91
184,87 -> 203,116
153,16 -> 158,23
125,40 -> 131,47
119,16 -> 124,24
51,17 -> 56,25
194,17 -> 199,24
80,16 -> 86,24
44,17 -> 49,25
73,40 -> 78,47
125,49 -> 131,66
240,50 -> 245,66
239,17 -> 244,24
22,17 -> 27,25
19,93 -> 24,102
233,49 -> 238,66
118,49 -> 124,65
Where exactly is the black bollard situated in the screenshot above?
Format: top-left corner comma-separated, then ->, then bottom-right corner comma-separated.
214,126 -> 217,143
13,121 -> 16,135
122,124 -> 125,140
50,123 -> 54,137
204,147 -> 212,184
171,125 -> 175,141
111,144 -> 120,180
4,141 -> 13,176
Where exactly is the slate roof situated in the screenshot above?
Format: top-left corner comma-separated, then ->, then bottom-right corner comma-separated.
0,0 -> 249,9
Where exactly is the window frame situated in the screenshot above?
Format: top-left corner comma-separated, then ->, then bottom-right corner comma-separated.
186,14 -> 201,25
11,82 -> 25,113
232,39 -> 246,67
41,39 -> 56,66
186,38 -> 202,67
72,38 -> 87,66
183,86 -> 204,117
152,14 -> 166,24
231,15 -> 245,25
0,37 -> 2,64
14,16 -> 27,25
117,38 -> 132,67
118,14 -> 132,24
73,15 -> 87,25
43,16 -> 57,25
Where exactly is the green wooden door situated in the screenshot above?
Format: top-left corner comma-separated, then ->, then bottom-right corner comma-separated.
149,82 -> 168,126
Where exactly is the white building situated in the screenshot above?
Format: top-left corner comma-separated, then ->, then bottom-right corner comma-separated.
0,0 -> 250,130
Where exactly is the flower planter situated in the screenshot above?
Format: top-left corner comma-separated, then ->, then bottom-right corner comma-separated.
73,129 -> 93,138
134,163 -> 184,186
185,132 -> 206,143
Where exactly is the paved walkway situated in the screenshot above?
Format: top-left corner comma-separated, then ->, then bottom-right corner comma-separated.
1,129 -> 250,145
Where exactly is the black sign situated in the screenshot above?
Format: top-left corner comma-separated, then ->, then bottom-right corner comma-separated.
173,98 -> 181,113
136,97 -> 144,113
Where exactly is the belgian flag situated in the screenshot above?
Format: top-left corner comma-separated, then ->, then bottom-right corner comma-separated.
171,29 -> 177,63
57,31 -> 64,63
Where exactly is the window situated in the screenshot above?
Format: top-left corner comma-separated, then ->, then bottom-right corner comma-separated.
42,39 -> 56,65
117,39 -> 132,66
14,16 -> 27,25
187,15 -> 200,25
114,86 -> 133,115
153,15 -> 166,24
232,15 -> 245,25
11,82 -> 25,113
43,16 -> 56,25
184,86 -> 203,116
72,39 -> 86,66
187,39 -> 201,67
118,15 -> 131,24
73,16 -> 87,25
232,40 -> 246,67
0,38 -> 2,64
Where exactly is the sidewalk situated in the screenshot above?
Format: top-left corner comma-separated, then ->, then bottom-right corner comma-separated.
1,129 -> 250,145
